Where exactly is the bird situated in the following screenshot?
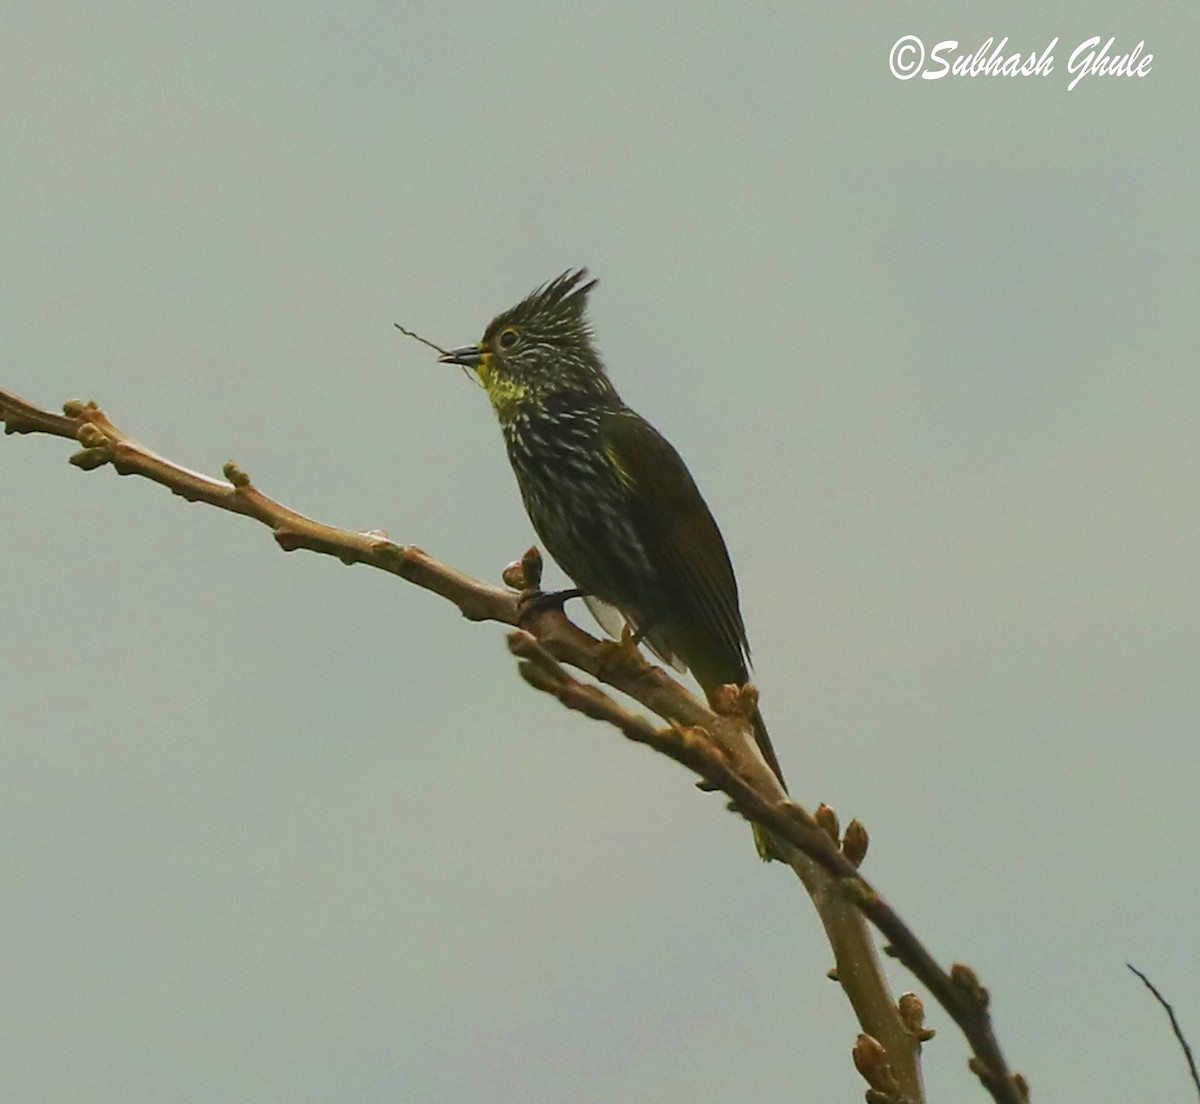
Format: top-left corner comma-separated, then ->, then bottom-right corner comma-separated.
438,269 -> 785,859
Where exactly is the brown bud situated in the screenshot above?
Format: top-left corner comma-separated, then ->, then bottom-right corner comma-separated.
521,545 -> 543,590
710,683 -> 740,714
842,818 -> 869,866
851,1034 -> 898,1094
897,991 -> 923,1031
222,461 -> 251,488
1012,1072 -> 1030,1102
950,962 -> 990,1009
76,422 -> 107,449
814,803 -> 840,842
69,446 -> 109,471
501,560 -> 526,590
898,991 -> 936,1042
62,399 -> 87,418
734,681 -> 759,717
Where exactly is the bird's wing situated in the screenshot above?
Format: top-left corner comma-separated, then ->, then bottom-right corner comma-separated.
597,408 -> 750,687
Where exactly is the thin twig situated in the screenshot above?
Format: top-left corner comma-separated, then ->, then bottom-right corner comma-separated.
1128,963 -> 1200,1099
393,322 -> 452,357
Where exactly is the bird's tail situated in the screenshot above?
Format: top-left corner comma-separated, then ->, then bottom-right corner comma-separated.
749,707 -> 788,862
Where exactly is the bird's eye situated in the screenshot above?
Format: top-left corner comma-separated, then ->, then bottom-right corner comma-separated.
498,328 -> 520,350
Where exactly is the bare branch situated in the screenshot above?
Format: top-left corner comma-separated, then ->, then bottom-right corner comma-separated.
2,389 -> 516,623
507,630 -> 1027,1104
1,385 -> 1028,1104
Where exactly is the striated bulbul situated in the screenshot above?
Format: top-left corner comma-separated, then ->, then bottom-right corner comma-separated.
439,269 -> 786,859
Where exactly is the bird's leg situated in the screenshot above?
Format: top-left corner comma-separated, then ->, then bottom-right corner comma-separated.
706,681 -> 743,716
515,586 -> 584,626
618,618 -> 654,658
504,546 -> 585,626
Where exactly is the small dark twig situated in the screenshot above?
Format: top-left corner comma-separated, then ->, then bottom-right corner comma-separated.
393,322 -> 451,357
1127,963 -> 1200,1099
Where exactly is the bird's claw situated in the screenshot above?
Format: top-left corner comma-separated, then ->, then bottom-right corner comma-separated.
515,587 -> 583,627
707,681 -> 759,720
595,628 -> 650,681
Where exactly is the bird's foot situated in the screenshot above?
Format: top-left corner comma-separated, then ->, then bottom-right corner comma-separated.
595,623 -> 651,682
515,587 -> 583,627
707,680 -> 759,721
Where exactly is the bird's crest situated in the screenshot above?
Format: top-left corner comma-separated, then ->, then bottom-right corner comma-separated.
505,268 -> 598,330
534,268 -> 598,312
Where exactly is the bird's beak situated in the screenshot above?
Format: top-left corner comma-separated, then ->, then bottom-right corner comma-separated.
438,345 -> 484,368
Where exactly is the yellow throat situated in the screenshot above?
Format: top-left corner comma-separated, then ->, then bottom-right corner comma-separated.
476,353 -> 527,423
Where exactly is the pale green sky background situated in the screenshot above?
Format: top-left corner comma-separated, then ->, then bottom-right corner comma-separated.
3,3 -> 1198,1102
